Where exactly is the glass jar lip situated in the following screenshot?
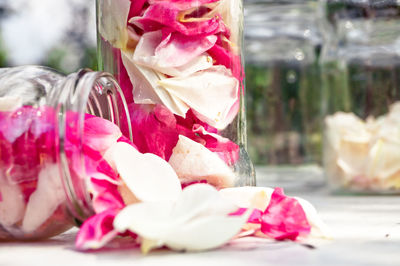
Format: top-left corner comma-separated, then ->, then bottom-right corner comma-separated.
57,68 -> 132,222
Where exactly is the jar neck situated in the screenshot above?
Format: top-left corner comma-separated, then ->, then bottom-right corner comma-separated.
53,69 -> 132,222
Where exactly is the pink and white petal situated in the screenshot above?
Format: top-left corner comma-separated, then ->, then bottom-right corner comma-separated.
122,51 -> 189,116
22,164 -> 66,232
75,209 -> 119,250
98,0 -> 131,49
148,0 -> 219,10
294,197 -> 332,238
159,66 -> 239,130
108,142 -> 182,203
219,186 -> 274,211
0,96 -> 22,112
168,135 -> 236,188
164,212 -> 249,252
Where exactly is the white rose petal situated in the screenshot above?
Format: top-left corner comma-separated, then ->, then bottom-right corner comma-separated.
0,96 -> 23,112
107,142 -> 182,203
0,175 -> 25,227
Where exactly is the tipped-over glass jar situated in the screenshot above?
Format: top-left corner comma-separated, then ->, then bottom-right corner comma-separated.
0,66 -> 132,240
96,0 -> 255,187
321,0 -> 400,193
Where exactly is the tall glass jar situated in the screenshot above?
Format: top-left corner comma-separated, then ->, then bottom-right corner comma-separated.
321,0 -> 400,193
0,66 -> 131,239
244,0 -> 324,184
96,0 -> 255,187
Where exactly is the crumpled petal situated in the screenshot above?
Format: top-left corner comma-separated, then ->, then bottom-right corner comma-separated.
133,30 -> 215,76
98,0 -> 131,49
169,135 -> 236,188
122,51 -> 189,116
114,184 -> 248,253
22,164 -> 66,233
260,188 -> 311,241
75,209 -> 120,250
159,66 -> 239,129
106,141 -> 182,203
148,0 -> 219,10
131,2 -> 227,36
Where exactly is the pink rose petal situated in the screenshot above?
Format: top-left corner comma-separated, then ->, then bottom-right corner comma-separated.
75,209 -> 120,250
260,188 -> 311,241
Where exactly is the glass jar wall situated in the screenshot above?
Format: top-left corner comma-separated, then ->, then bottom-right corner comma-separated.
244,0 -> 323,182
96,0 -> 255,187
320,0 -> 400,193
0,66 -> 131,239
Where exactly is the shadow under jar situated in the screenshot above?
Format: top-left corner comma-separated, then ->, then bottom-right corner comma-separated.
96,0 -> 255,188
0,66 -> 131,240
320,0 -> 400,194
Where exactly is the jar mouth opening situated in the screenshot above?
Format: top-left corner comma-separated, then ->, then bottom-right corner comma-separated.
57,69 -> 132,222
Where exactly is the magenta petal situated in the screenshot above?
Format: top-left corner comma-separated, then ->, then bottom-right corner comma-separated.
260,188 -> 311,241
75,209 -> 120,250
229,208 -> 263,224
90,178 -> 124,214
148,0 -> 219,10
133,2 -> 227,36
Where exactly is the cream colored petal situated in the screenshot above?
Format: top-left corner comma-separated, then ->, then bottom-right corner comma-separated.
98,0 -> 130,49
367,139 -> 400,179
22,164 -> 66,232
336,139 -> 369,178
0,96 -> 22,112
159,66 -> 239,130
164,213 -> 249,252
169,135 -> 236,188
108,142 -> 182,203
122,51 -> 189,117
219,186 -> 274,211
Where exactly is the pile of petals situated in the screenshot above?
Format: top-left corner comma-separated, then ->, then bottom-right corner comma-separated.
76,136 -> 330,252
98,0 -> 244,188
325,102 -> 400,192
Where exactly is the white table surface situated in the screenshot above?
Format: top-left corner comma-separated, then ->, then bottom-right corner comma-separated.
1,166 -> 400,266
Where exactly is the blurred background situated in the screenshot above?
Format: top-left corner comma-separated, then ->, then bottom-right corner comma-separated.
0,0 -> 97,73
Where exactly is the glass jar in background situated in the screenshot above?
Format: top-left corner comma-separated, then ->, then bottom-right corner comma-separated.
244,0 -> 323,185
321,0 -> 400,193
97,0 -> 255,187
0,66 -> 131,239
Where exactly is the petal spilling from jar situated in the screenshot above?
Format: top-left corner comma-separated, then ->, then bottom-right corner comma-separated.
83,116 -> 123,155
22,164 -> 66,233
159,66 -> 239,130
114,183 -> 248,253
75,209 -> 120,250
168,135 -> 236,188
133,30 -> 215,76
107,142 -> 182,203
98,0 -> 131,49
148,0 -> 219,10
122,51 -> 189,117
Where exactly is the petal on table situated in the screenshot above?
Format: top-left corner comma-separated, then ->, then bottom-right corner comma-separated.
98,0 -> 131,49
22,164 -> 66,233
75,209 -> 120,250
107,142 -> 182,203
219,186 -> 274,211
168,135 -> 236,188
260,188 -> 311,241
159,66 -> 239,130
